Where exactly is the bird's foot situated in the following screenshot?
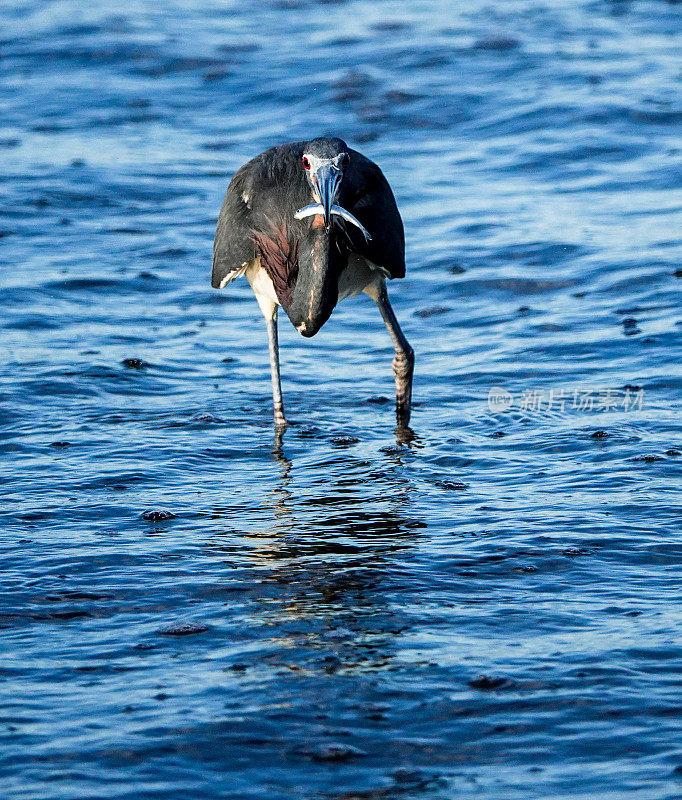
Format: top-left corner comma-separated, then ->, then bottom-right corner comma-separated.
394,423 -> 415,445
396,404 -> 411,427
272,395 -> 288,429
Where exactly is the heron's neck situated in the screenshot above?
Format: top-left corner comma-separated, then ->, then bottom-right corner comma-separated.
285,225 -> 341,337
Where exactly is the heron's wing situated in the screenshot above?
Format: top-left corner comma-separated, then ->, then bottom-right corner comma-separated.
212,144 -> 309,289
339,151 -> 405,279
211,160 -> 261,288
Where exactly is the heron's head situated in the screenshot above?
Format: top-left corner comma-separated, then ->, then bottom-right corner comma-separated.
295,138 -> 371,241
300,138 -> 350,226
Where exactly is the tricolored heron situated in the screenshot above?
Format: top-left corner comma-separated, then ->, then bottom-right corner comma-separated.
211,137 -> 414,429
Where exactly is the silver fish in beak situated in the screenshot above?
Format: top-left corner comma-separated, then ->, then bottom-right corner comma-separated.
294,202 -> 372,242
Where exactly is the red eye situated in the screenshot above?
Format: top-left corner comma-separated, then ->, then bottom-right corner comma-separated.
302,156 -> 311,170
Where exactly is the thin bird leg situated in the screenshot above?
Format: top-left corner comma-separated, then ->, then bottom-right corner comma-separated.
372,282 -> 414,427
265,309 -> 287,427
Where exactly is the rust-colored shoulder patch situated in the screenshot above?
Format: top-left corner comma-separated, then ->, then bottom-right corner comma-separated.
251,222 -> 299,307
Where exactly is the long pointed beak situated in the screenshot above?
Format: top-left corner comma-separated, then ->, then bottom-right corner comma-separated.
314,165 -> 341,225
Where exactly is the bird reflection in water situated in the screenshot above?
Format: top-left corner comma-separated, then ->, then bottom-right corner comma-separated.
235,442 -> 427,675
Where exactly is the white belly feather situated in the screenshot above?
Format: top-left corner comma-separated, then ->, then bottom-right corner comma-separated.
338,254 -> 387,300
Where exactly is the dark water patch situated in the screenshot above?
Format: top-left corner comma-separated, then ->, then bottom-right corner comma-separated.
10,41 -> 161,68
121,358 -> 150,370
191,412 -> 224,424
41,590 -> 114,602
469,675 -> 512,691
43,276 -> 166,296
472,36 -> 521,51
216,42 -> 260,55
330,435 -> 360,447
75,472 -> 153,491
297,742 -> 367,762
630,454 -> 665,463
457,221 -> 503,235
143,247 -> 189,260
156,622 -> 210,636
628,104 -> 682,125
491,242 -> 585,267
450,277 -> 577,296
435,480 -> 469,490
4,314 -> 62,331
621,317 -> 641,335
201,140 -> 233,151
414,305 -> 452,318
141,510 -> 177,522
371,20 -> 410,32
18,379 -> 100,398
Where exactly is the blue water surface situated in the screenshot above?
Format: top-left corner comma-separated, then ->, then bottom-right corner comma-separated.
1,0 -> 681,798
